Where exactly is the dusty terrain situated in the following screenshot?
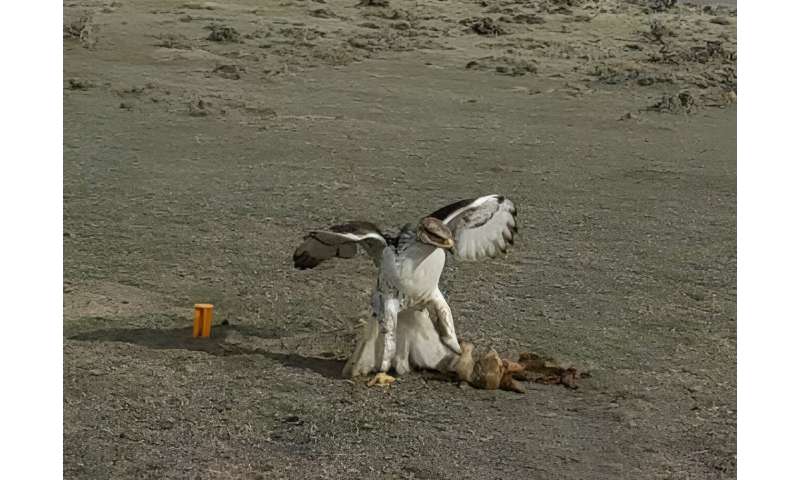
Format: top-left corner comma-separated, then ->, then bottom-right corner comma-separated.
64,0 -> 736,478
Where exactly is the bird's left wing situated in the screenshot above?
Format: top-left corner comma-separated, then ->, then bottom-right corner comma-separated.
293,221 -> 388,270
428,194 -> 518,261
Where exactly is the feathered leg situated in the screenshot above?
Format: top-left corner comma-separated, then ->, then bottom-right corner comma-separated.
392,319 -> 412,375
429,289 -> 462,354
377,297 -> 400,372
344,309 -> 463,377
400,309 -> 459,372
342,316 -> 381,378
341,295 -> 402,377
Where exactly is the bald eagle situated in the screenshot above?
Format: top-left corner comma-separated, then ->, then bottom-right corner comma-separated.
293,194 -> 518,376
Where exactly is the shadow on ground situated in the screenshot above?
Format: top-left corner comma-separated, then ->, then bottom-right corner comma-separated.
69,324 -> 346,378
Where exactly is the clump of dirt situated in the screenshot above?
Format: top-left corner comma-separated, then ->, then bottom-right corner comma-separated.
624,0 -> 676,12
590,63 -> 640,85
361,7 -> 415,22
243,104 -> 278,117
701,4 -> 734,16
543,2 -> 575,15
357,0 -> 390,7
64,11 -> 89,37
495,61 -> 537,76
64,11 -> 98,48
590,63 -> 673,87
648,0 -> 678,12
188,98 -> 214,116
309,8 -> 338,19
153,33 -> 192,49
114,85 -> 153,98
278,26 -> 327,43
345,26 -> 438,53
66,78 -> 94,90
647,44 -> 679,65
213,64 -> 245,80
205,23 -> 240,42
549,0 -> 588,6
466,56 -> 537,76
509,13 -> 546,25
703,64 -> 737,91
463,17 -> 507,36
566,12 -> 594,23
660,40 -> 732,64
687,41 -> 733,64
646,90 -> 696,114
309,45 -> 360,66
391,21 -> 411,31
182,2 -> 218,10
644,18 -> 675,43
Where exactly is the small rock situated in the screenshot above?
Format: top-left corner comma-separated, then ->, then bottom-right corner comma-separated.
67,78 -> 93,90
213,64 -> 244,80
309,8 -> 336,19
182,2 -> 218,10
188,99 -> 210,117
348,37 -> 369,49
282,415 -> 303,425
468,17 -> 507,36
206,24 -> 240,42
647,91 -> 696,114
512,14 -> 545,25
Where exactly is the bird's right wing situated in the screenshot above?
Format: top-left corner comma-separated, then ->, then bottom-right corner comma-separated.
428,194 -> 518,261
292,221 -> 388,270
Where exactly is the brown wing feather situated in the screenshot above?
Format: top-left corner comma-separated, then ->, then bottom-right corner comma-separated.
292,222 -> 387,269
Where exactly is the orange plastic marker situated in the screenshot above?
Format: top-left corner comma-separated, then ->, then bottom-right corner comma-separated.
193,304 -> 214,338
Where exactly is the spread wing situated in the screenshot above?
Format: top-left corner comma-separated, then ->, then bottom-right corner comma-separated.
292,221 -> 388,270
429,194 -> 517,261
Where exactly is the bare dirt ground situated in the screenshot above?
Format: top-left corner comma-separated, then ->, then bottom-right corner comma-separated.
64,1 -> 736,478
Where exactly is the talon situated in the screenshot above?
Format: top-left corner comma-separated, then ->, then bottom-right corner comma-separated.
443,335 -> 462,354
367,372 -> 396,387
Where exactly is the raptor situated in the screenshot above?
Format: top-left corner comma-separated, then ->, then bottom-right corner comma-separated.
293,194 -> 518,376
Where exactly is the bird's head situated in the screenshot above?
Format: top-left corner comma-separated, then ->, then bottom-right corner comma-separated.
417,217 -> 454,250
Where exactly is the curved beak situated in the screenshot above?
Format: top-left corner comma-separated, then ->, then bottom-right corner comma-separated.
442,238 -> 454,250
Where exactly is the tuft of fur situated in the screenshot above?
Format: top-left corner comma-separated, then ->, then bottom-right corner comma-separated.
454,345 -> 526,393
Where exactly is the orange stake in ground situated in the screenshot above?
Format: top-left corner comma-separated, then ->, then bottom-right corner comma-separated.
193,304 -> 214,338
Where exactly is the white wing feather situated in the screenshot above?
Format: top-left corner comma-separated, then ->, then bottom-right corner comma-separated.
429,194 -> 517,261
